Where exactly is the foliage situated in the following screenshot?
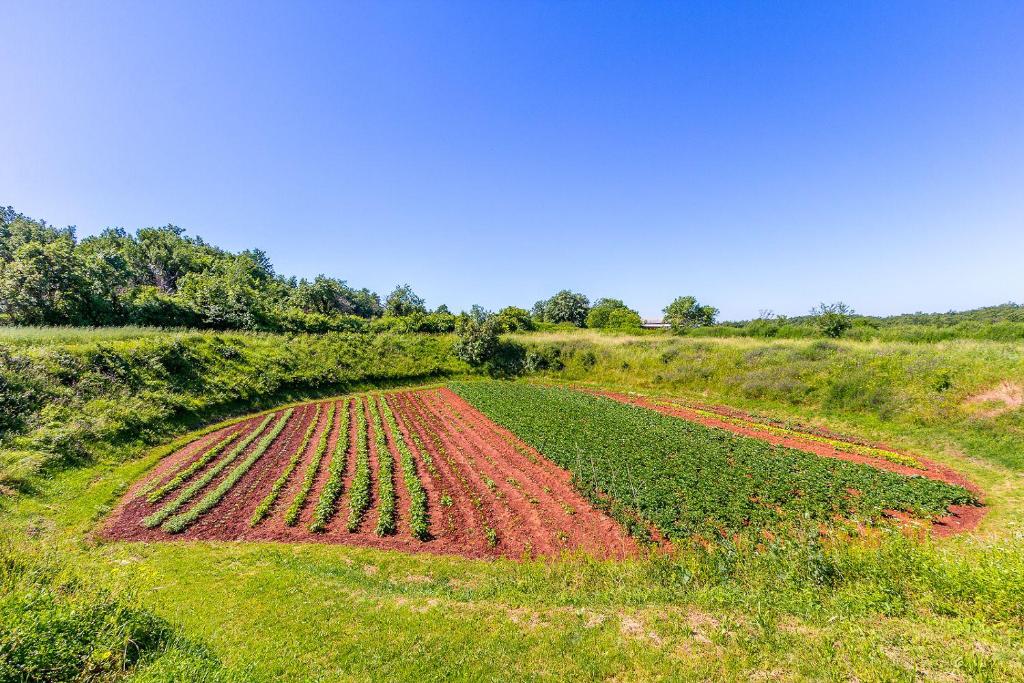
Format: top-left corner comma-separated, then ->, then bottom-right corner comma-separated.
532,290 -> 590,327
310,399 -> 350,531
286,401 -> 337,526
452,381 -> 976,541
0,206 -> 424,333
493,306 -> 534,332
453,317 -> 500,367
381,395 -> 429,540
250,405 -> 322,527
663,295 -> 718,332
586,298 -> 642,330
811,301 -> 854,338
290,276 -> 382,319
384,284 -> 427,317
346,398 -> 372,532
163,410 -> 293,533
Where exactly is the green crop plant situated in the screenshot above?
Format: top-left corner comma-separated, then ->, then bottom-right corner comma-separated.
451,381 -> 978,542
145,430 -> 241,503
346,397 -> 372,532
163,409 -> 293,533
370,396 -> 396,536
250,405 -> 322,527
285,401 -> 337,526
381,396 -> 429,539
142,414 -> 276,529
310,399 -> 351,532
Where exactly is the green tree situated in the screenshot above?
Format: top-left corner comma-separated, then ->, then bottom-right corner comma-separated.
385,284 -> 427,317
0,228 -> 92,325
176,254 -> 274,330
586,298 -> 642,330
663,296 -> 718,333
291,276 -> 382,318
533,290 -> 590,327
811,301 -> 854,338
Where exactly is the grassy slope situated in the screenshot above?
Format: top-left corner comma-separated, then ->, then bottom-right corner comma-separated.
3,328 -> 1024,681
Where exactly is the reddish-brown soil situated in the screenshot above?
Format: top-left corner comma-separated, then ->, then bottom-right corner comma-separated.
101,390 -> 639,559
586,388 -> 985,536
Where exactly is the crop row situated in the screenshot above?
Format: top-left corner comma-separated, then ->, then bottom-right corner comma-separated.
652,398 -> 923,468
310,398 -> 351,532
286,401 -> 337,526
142,413 -> 276,529
403,392 -> 498,548
369,397 -> 396,536
146,430 -> 241,503
163,409 -> 294,533
380,396 -> 429,539
450,381 -> 978,542
346,397 -> 372,532
250,405 -> 321,527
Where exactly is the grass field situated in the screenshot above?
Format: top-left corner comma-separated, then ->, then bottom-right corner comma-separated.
3,329 -> 1024,681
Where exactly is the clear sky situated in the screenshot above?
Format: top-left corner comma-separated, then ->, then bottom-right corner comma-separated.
2,1 -> 1022,320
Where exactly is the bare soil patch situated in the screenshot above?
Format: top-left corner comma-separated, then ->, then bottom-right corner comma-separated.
965,381 -> 1024,418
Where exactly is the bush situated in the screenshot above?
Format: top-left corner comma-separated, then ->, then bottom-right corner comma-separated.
811,302 -> 854,338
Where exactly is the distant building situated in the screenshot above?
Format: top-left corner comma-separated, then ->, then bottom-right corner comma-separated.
641,318 -> 671,329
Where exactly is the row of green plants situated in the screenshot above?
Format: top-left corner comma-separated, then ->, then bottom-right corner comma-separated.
163,410 -> 293,533
450,382 -> 978,542
249,405 -> 322,527
310,399 -> 351,532
404,392 -> 499,548
142,414 -> 276,528
144,430 -> 241,503
369,397 -> 397,536
399,393 -> 495,548
381,396 -> 430,539
286,401 -> 338,526
649,398 -> 924,468
345,398 -> 372,532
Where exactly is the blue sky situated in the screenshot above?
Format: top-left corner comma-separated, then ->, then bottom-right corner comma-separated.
2,1 -> 1022,319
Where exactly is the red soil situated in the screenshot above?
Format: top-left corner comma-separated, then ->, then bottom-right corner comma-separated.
587,388 -> 985,536
102,390 -> 639,560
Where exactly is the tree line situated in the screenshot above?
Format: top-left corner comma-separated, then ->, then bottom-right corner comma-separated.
0,207 -> 721,335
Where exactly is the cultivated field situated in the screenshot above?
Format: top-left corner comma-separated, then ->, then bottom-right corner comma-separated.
105,383 -> 980,558
105,388 -> 638,559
